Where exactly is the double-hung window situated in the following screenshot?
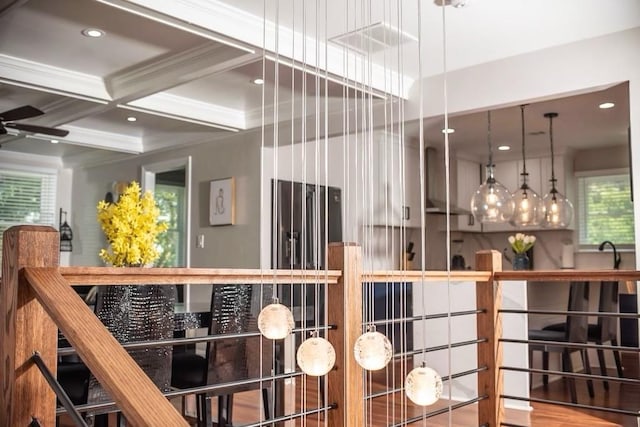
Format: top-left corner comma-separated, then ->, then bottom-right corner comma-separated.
0,167 -> 57,261
577,171 -> 635,250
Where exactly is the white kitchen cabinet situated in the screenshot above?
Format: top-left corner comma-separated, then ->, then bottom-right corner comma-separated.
456,158 -> 482,231
369,133 -> 421,228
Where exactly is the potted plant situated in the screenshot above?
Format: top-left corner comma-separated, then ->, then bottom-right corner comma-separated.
508,233 -> 536,270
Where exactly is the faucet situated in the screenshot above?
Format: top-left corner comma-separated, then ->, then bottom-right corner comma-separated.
599,240 -> 621,269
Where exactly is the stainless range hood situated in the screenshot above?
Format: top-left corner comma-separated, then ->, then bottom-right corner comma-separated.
425,147 -> 472,215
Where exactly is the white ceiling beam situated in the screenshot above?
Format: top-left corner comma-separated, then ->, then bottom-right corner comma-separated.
114,0 -> 409,98
0,55 -> 111,101
50,125 -> 143,154
105,43 -> 258,103
125,93 -> 244,131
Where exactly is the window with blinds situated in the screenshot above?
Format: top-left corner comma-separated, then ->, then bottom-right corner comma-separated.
0,169 -> 57,260
577,173 -> 635,249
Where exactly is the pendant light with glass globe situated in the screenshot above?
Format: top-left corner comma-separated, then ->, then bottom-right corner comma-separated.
510,104 -> 544,227
471,111 -> 515,223
542,112 -> 574,228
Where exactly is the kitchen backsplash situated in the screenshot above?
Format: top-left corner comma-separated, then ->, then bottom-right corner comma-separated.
422,215 -> 636,271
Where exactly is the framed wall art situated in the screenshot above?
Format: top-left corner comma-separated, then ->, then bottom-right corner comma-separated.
209,177 -> 235,226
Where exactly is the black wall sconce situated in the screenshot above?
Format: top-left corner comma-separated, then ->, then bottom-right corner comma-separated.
59,208 -> 73,252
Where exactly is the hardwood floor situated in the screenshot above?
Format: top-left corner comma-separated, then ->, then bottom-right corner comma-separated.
59,354 -> 640,426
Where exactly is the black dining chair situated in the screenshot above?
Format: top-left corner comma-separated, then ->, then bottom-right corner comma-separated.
542,281 -> 624,390
57,284 -> 177,426
528,281 -> 594,404
171,284 -> 273,427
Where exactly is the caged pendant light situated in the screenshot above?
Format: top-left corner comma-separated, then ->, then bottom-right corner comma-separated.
510,104 -> 544,227
471,111 -> 515,223
542,112 -> 573,228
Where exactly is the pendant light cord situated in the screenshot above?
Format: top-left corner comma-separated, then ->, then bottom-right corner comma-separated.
520,104 -> 527,178
486,111 -> 493,168
545,112 -> 559,190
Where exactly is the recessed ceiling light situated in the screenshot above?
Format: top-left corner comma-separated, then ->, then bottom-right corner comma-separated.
441,128 -> 455,134
81,28 -> 105,38
253,78 -> 265,85
127,116 -> 137,122
50,139 -> 59,144
498,145 -> 511,151
599,102 -> 615,109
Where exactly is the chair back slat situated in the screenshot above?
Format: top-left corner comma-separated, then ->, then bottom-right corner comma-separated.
566,281 -> 590,344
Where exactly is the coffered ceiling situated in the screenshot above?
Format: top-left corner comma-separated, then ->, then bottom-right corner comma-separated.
0,0 -> 638,166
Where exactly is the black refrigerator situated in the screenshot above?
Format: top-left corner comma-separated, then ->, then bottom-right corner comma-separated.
271,179 -> 342,270
270,178 -> 342,339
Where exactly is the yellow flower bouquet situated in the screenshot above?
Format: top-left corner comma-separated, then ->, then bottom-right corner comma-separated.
97,181 -> 168,267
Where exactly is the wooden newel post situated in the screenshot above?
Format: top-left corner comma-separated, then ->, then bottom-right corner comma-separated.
327,243 -> 364,427
1,225 -> 60,427
475,250 -> 504,427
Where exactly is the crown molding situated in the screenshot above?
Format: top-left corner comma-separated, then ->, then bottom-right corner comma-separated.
125,92 -> 245,131
0,54 -> 111,101
60,125 -> 143,153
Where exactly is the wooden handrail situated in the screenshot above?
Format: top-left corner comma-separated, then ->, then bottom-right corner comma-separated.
496,270 -> 640,282
25,267 -> 188,426
363,270 -> 491,283
60,266 -> 341,285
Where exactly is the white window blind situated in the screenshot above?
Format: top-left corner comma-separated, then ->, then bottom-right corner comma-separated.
577,173 -> 635,248
0,169 -> 57,259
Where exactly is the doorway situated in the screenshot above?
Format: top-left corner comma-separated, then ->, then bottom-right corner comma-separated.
142,157 -> 192,302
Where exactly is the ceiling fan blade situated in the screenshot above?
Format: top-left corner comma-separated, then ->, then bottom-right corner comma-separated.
6,122 -> 69,137
0,105 -> 44,122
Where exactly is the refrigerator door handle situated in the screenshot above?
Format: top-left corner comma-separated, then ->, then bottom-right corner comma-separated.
285,231 -> 299,268
306,188 -> 316,269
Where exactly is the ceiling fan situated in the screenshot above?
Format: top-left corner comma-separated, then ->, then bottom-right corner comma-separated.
0,105 -> 69,138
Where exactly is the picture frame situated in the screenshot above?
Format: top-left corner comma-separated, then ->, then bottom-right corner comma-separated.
209,177 -> 235,226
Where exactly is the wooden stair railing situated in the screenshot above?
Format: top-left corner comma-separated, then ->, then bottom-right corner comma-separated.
1,225 -> 510,426
1,226 -> 188,427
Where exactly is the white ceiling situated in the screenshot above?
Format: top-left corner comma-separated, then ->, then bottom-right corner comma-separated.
0,0 -> 638,166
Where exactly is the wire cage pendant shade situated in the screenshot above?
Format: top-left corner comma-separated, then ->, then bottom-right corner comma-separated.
511,104 -> 544,227
471,111 -> 515,223
542,112 -> 574,228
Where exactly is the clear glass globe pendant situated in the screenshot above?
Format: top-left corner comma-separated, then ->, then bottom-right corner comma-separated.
405,363 -> 443,406
296,331 -> 336,376
511,105 -> 544,227
541,112 -> 573,228
542,185 -> 573,228
353,325 -> 393,371
471,165 -> 515,223
510,177 -> 543,227
258,298 -> 295,339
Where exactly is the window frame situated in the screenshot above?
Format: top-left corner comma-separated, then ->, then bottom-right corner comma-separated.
575,168 -> 635,251
0,163 -> 59,262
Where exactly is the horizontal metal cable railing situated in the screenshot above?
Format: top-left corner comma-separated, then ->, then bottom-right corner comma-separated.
497,275 -> 640,426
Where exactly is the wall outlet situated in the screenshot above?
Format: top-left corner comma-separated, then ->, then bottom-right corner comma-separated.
196,234 -> 205,248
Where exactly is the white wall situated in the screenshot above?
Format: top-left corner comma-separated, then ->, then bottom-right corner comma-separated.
70,131 -> 263,304
409,27 -> 640,266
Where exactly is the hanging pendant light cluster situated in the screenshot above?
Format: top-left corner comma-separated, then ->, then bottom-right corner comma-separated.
471,111 -> 515,223
471,108 -> 573,229
541,112 -> 574,228
510,105 -> 544,227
